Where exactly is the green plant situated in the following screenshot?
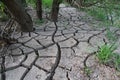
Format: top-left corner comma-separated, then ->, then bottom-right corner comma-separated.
0,2 -> 9,21
96,44 -> 117,64
26,0 -> 36,8
81,0 -> 120,28
84,67 -> 92,77
0,2 -> 5,11
94,8 -> 106,21
42,0 -> 53,8
34,19 -> 44,25
96,44 -> 120,71
26,0 -> 53,8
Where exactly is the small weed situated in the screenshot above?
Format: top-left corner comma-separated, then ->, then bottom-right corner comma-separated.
34,19 -> 44,25
84,67 -> 92,77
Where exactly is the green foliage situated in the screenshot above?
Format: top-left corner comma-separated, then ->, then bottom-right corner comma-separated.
0,2 -> 5,11
34,19 -> 44,25
26,0 -> 36,8
96,44 -> 115,64
83,0 -> 101,4
42,0 -> 53,8
87,7 -> 107,21
96,44 -> 120,71
26,0 -> 53,8
0,2 -> 9,21
81,0 -> 120,27
84,67 -> 92,76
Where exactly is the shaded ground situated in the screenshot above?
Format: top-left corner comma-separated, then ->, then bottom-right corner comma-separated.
0,4 -> 120,80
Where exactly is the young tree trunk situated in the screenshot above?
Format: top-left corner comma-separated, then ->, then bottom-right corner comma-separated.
1,0 -> 33,32
36,0 -> 42,20
51,0 -> 62,22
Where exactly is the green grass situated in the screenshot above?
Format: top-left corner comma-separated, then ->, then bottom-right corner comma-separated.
34,19 -> 44,25
80,7 -> 112,28
85,7 -> 107,21
84,67 -> 92,77
80,2 -> 120,28
96,44 -> 120,71
96,44 -> 115,64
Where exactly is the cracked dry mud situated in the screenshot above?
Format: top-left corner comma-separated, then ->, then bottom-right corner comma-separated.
0,4 -> 120,80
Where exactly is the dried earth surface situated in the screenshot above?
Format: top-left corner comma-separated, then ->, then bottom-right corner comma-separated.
0,4 -> 120,80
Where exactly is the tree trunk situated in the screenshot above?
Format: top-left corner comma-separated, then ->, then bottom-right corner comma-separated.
21,0 -> 27,7
15,0 -> 27,8
51,0 -> 62,22
36,0 -> 42,20
1,0 -> 33,32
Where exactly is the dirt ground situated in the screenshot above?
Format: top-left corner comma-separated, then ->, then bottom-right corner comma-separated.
0,4 -> 120,80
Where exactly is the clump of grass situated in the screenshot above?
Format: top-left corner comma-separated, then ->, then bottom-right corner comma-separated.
96,44 -> 120,71
96,44 -> 115,64
84,67 -> 92,77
